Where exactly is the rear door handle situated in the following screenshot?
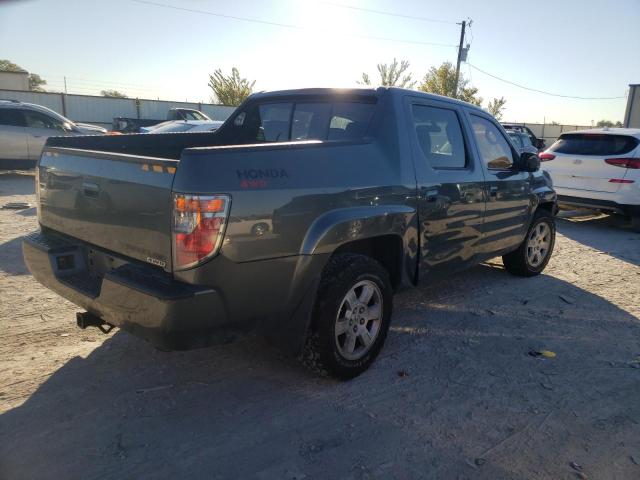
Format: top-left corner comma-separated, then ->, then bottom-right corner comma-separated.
424,189 -> 438,202
82,181 -> 99,198
489,186 -> 498,197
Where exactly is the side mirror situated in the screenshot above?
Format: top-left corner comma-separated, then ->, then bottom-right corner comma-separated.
520,151 -> 540,172
535,139 -> 545,149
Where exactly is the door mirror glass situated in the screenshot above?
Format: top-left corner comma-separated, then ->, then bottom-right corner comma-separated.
520,151 -> 540,172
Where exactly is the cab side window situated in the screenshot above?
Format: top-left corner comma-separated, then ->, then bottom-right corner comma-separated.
0,109 -> 26,127
24,110 -> 65,131
411,104 -> 466,169
470,115 -> 514,170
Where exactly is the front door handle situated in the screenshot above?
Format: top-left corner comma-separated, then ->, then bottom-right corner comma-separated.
424,189 -> 438,202
82,181 -> 99,198
489,186 -> 498,197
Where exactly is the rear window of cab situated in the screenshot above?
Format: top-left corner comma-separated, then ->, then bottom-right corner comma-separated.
550,133 -> 639,156
229,99 -> 376,143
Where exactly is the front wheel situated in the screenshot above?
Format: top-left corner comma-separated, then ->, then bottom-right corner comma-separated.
300,253 -> 393,379
502,210 -> 556,277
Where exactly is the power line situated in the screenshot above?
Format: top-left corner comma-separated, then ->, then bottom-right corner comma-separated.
319,1 -> 458,25
129,0 -> 457,48
467,63 -> 626,100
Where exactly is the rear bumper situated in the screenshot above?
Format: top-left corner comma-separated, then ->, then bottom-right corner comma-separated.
557,195 -> 640,216
22,231 -> 231,350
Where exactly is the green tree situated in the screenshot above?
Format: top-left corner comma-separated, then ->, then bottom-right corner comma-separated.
418,62 -> 482,106
596,119 -> 623,127
0,59 -> 23,72
0,59 -> 47,92
28,73 -> 47,92
486,97 -> 507,120
208,67 -> 255,106
359,58 -> 416,88
101,89 -> 128,98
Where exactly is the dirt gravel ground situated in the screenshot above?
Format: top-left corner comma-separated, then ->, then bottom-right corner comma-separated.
0,171 -> 639,480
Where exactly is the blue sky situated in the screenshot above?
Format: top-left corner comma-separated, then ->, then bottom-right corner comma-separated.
1,0 -> 639,124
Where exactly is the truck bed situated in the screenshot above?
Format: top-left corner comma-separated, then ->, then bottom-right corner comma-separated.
46,130 -> 227,160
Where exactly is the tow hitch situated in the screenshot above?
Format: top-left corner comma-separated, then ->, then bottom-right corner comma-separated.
76,311 -> 115,334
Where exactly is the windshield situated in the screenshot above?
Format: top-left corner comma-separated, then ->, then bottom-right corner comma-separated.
30,104 -> 75,127
183,110 -> 210,121
508,132 -> 523,148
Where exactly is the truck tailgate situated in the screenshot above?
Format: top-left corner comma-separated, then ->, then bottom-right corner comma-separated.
37,147 -> 177,272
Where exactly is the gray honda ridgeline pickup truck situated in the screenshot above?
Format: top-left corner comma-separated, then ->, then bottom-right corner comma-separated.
23,88 -> 557,378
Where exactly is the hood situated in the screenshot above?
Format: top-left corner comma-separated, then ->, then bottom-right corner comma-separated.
74,122 -> 108,134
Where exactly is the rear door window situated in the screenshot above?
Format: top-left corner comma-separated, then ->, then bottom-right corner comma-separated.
0,108 -> 25,127
550,134 -> 638,156
470,115 -> 515,170
411,104 -> 467,168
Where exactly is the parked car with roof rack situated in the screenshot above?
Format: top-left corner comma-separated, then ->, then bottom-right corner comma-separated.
539,128 -> 640,230
0,99 -> 107,169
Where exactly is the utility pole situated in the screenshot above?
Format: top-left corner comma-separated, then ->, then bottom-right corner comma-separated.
63,76 -> 68,94
453,20 -> 466,99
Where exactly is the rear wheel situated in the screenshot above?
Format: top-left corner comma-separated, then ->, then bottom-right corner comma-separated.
502,210 -> 555,277
300,253 -> 393,379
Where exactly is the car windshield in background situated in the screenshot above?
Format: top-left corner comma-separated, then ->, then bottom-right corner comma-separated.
233,100 -> 376,143
550,133 -> 638,156
151,122 -> 196,134
508,132 -> 523,148
182,111 -> 209,121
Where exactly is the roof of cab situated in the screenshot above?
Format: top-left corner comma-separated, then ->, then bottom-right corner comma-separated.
248,87 -> 487,112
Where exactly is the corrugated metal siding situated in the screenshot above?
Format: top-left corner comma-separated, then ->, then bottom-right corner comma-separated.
0,90 -> 63,114
504,122 -> 592,145
65,95 -> 137,123
139,100 -> 196,119
200,104 -> 236,121
0,89 -> 236,128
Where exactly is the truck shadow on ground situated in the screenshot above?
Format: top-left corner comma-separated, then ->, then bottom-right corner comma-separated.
0,171 -> 35,197
556,211 -> 640,267
0,237 -> 29,275
2,263 -> 639,480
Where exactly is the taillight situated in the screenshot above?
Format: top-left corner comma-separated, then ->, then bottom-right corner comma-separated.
173,193 -> 230,269
605,158 -> 640,169
539,152 -> 555,161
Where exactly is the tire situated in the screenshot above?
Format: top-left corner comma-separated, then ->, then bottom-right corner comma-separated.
300,253 -> 393,380
502,210 -> 556,277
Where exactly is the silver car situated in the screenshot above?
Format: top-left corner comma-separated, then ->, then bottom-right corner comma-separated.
0,100 -> 107,169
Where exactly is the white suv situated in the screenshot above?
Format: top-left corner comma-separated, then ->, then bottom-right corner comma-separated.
0,100 -> 107,169
540,128 -> 640,230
